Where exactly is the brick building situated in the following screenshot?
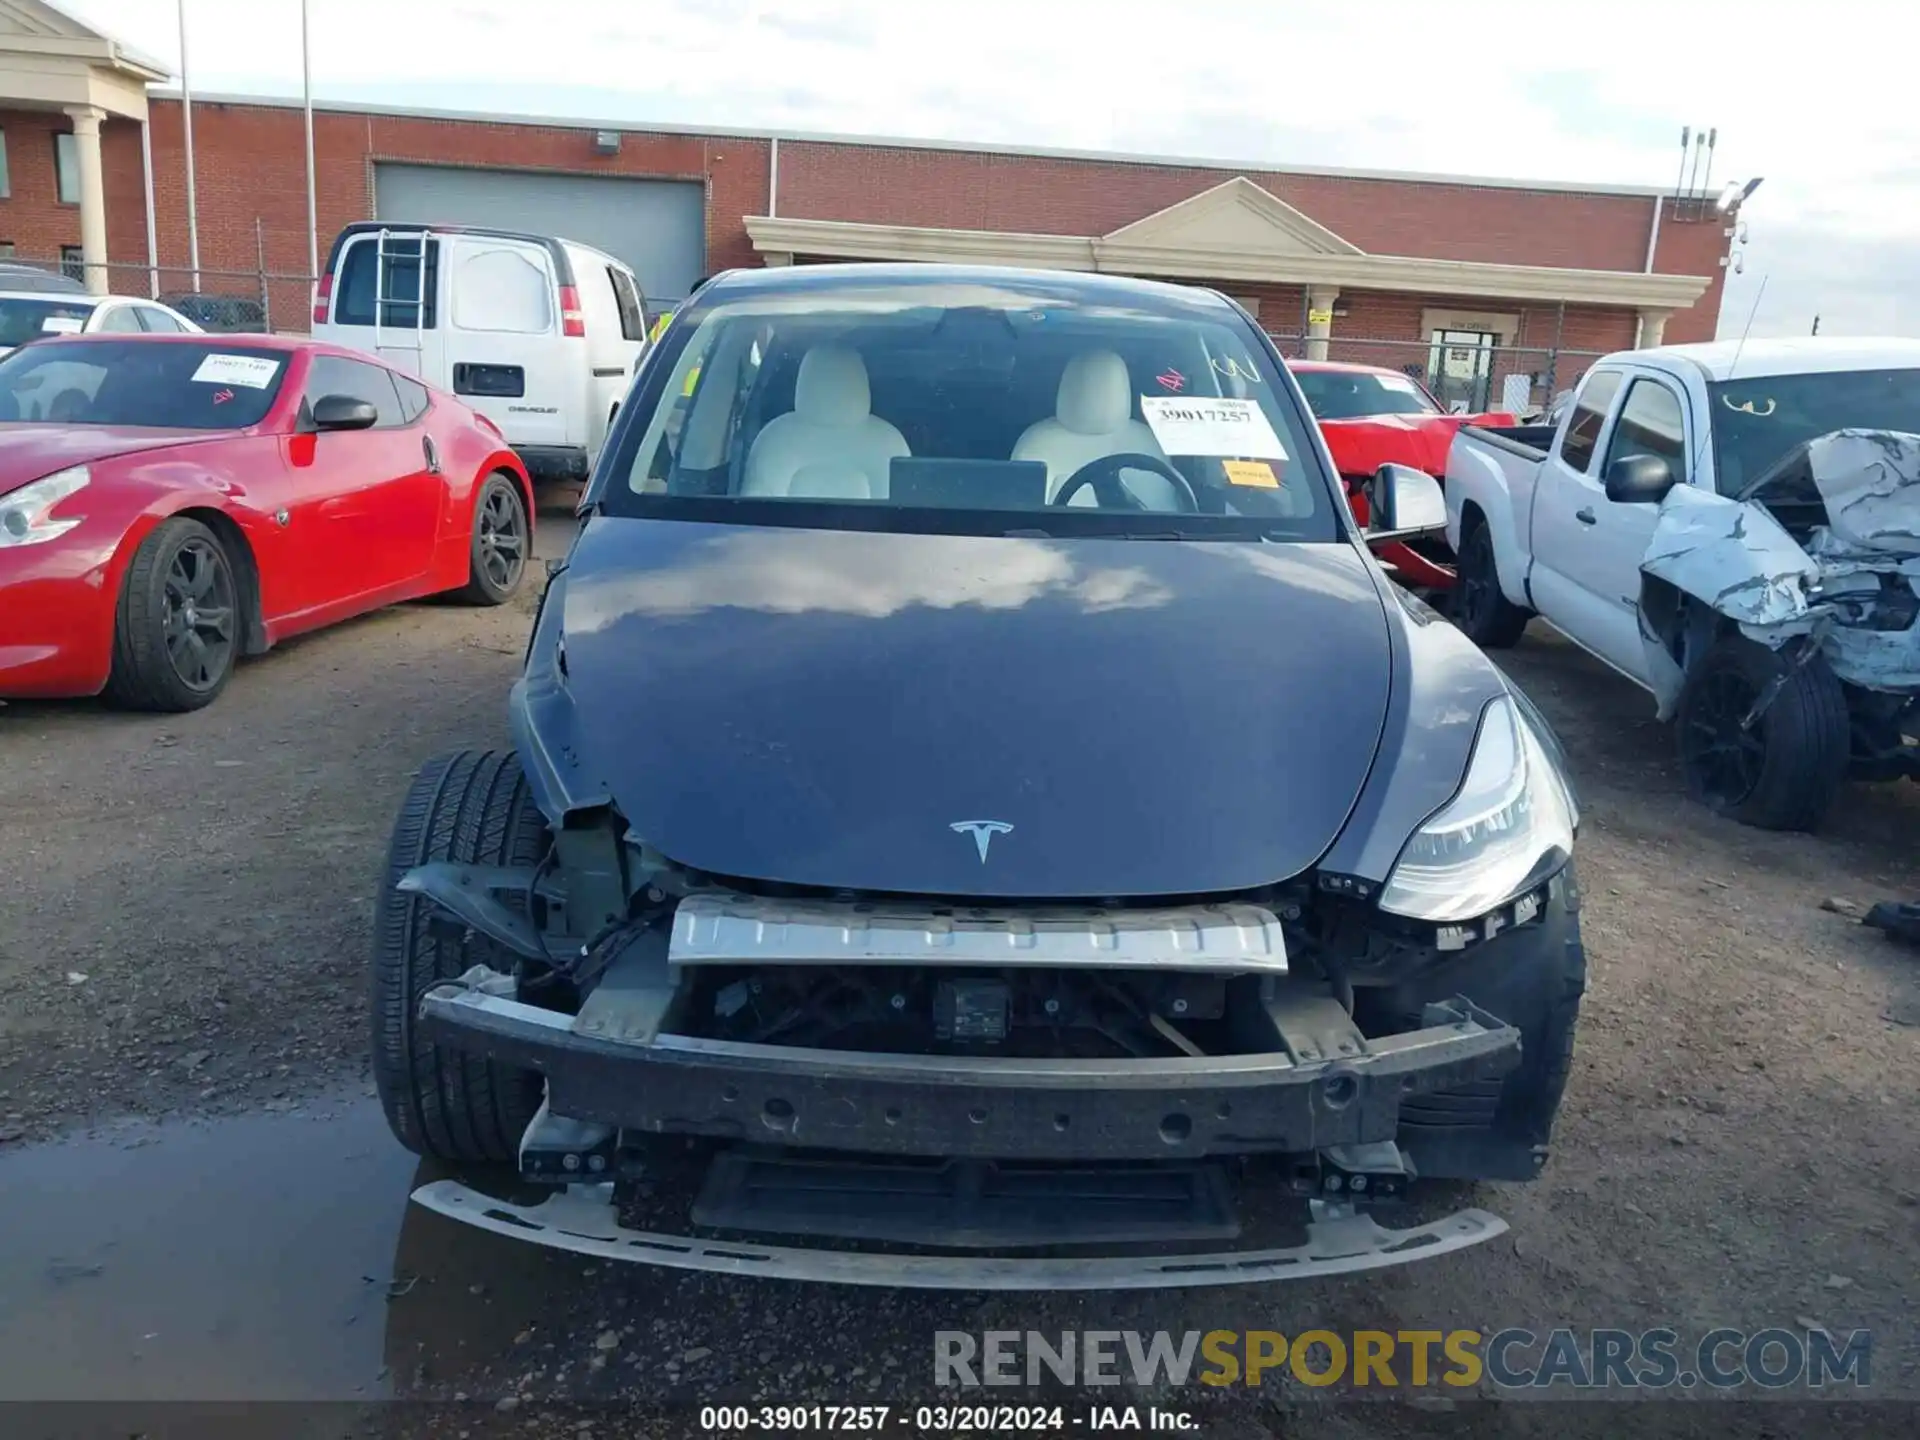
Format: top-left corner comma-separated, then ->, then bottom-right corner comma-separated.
1,0 -> 1736,410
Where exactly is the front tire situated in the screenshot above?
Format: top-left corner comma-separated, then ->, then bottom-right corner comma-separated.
455,473 -> 530,606
1676,635 -> 1850,831
103,516 -> 240,712
1452,515 -> 1531,649
371,749 -> 547,1163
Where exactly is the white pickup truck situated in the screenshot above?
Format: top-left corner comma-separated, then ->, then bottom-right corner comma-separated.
1443,336 -> 1920,831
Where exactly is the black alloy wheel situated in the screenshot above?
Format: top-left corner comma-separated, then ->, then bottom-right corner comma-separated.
1451,519 -> 1531,648
1678,666 -> 1767,811
162,535 -> 237,692
104,515 -> 243,712
456,473 -> 529,605
1674,634 -> 1850,831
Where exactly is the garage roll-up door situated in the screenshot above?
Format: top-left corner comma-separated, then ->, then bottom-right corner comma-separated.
374,164 -> 706,306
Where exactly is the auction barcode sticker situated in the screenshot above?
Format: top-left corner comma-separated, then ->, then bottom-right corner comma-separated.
1141,396 -> 1288,460
191,353 -> 282,389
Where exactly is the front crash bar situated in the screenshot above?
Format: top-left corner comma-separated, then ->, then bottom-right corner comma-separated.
409,1180 -> 1508,1290
418,986 -> 1520,1163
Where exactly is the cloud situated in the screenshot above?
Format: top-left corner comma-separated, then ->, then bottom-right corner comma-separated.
563,529 -> 1172,628
63,0 -> 1918,339
1722,224 -> 1920,340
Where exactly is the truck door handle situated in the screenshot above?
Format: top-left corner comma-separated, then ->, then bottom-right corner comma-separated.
1576,507 -> 1597,525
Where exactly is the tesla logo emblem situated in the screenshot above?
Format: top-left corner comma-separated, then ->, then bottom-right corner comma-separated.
950,820 -> 1013,863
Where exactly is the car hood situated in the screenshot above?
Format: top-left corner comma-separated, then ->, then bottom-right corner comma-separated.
552,518 -> 1395,898
0,425 -> 229,497
1318,412 -> 1516,480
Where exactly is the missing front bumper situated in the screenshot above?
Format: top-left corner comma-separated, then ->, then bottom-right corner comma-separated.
409,1179 -> 1507,1290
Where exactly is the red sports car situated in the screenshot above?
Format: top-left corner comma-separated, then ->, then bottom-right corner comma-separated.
1290,359 -> 1515,591
0,334 -> 533,711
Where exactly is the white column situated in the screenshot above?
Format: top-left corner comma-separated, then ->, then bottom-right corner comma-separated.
140,118 -> 159,297
65,106 -> 110,296
1305,285 -> 1340,361
1637,307 -> 1671,349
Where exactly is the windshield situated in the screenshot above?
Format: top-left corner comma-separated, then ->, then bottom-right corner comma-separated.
0,340 -> 288,429
1713,368 -> 1920,496
0,298 -> 96,349
1292,366 -> 1439,420
602,277 -> 1335,541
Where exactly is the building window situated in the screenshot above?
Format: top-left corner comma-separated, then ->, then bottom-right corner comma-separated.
60,245 -> 85,282
0,242 -> 14,258
0,130 -> 10,199
55,132 -> 79,205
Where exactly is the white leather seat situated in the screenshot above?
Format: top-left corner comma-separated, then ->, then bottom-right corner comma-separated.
742,346 -> 909,500
1012,350 -> 1178,508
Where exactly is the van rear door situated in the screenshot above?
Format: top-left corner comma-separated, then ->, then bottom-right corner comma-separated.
443,234 -> 570,452
579,256 -> 648,462
321,230 -> 446,382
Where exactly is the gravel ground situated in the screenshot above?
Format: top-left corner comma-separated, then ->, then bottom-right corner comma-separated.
3,518 -> 1917,1437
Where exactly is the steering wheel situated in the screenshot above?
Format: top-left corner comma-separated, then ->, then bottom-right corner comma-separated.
1049,452 -> 1199,512
45,388 -> 90,423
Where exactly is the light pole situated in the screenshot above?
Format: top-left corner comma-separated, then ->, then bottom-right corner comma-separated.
177,0 -> 201,291
303,0 -> 317,283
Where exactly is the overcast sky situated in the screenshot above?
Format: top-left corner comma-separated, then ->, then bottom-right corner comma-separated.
65,0 -> 1919,340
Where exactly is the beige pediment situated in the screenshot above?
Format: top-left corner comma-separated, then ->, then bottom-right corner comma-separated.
0,0 -> 169,113
1102,176 -> 1364,258
0,0 -> 102,41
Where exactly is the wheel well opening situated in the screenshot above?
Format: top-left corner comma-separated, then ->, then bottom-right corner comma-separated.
1645,580 -> 1734,676
176,506 -> 267,655
498,466 -> 536,529
1459,500 -> 1487,534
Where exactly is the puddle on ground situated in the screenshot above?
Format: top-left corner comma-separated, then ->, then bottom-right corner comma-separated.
0,1094 -> 605,1402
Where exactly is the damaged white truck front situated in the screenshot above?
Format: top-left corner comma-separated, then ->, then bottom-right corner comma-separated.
1443,337 -> 1920,830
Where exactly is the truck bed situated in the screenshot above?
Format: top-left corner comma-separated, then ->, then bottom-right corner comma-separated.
1442,421 -> 1555,568
1457,424 -> 1556,458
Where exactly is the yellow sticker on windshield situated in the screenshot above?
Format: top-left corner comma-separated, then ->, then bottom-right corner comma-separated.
1224,460 -> 1279,489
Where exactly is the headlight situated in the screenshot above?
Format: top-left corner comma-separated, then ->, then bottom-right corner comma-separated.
0,465 -> 90,548
1377,694 -> 1576,924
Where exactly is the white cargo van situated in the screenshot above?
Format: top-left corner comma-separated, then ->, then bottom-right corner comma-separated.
312,224 -> 650,482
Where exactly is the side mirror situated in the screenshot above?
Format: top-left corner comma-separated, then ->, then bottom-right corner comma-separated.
1604,453 -> 1675,505
310,393 -> 378,432
1364,462 -> 1447,540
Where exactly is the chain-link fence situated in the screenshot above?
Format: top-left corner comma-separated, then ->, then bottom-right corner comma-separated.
1,255 -> 315,336
1268,332 -> 1610,418
0,256 -> 1613,417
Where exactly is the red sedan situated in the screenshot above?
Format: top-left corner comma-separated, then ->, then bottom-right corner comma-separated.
1290,359 -> 1515,591
0,334 -> 533,711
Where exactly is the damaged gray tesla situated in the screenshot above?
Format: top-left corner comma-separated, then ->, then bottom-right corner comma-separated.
370,265 -> 1585,1289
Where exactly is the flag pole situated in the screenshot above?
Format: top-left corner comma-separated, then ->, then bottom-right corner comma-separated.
303,0 -> 318,285
178,0 -> 201,291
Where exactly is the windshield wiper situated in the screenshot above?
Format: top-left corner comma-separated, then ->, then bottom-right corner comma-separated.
1003,526 -> 1192,540
1002,525 -> 1273,542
